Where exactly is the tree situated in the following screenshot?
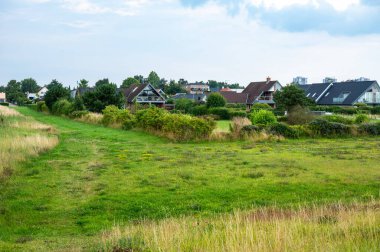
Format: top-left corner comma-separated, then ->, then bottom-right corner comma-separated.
206,93 -> 226,108
164,80 -> 186,95
273,84 -> 314,111
178,78 -> 188,86
0,86 -> 5,92
20,78 -> 40,93
175,98 -> 194,113
82,82 -> 124,112
121,77 -> 140,88
147,71 -> 160,88
44,80 -> 70,110
95,78 -> 110,87
134,75 -> 145,84
78,79 -> 89,89
5,80 -> 25,104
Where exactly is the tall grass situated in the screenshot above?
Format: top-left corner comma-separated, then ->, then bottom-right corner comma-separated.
0,106 -> 58,179
99,201 -> 379,252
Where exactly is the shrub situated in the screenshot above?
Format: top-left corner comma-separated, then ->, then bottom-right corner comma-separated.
206,93 -> 226,108
322,115 -> 354,125
208,107 -> 230,120
0,102 -> 9,106
251,103 -> 272,112
229,110 -> 247,118
175,98 -> 194,113
69,110 -> 89,118
358,123 -> 380,135
309,119 -> 351,136
36,101 -> 49,113
191,105 -> 208,116
269,123 -> 300,139
250,110 -> 277,126
51,99 -> 73,115
370,106 -> 380,115
287,105 -> 315,125
230,117 -> 251,136
102,105 -> 135,130
135,107 -> 167,130
354,114 -> 370,124
161,113 -> 216,141
240,125 -> 261,135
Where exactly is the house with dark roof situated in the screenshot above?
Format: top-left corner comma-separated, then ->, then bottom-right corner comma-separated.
70,87 -> 95,99
219,91 -> 248,105
242,77 -> 283,109
299,80 -> 380,106
121,83 -> 166,107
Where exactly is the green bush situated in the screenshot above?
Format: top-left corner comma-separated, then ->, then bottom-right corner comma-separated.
208,107 -> 230,120
229,110 -> 247,118
102,105 -> 135,130
251,103 -> 272,112
309,119 -> 351,136
287,105 -> 315,125
358,123 -> 380,135
250,110 -> 277,126
69,110 -> 89,118
322,115 -> 354,125
269,123 -> 300,139
191,105 -> 208,116
370,106 -> 380,115
354,114 -> 370,124
0,102 -> 9,106
52,99 -> 73,115
175,98 -> 194,113
135,107 -> 168,131
206,93 -> 226,108
36,101 -> 49,113
240,125 -> 261,136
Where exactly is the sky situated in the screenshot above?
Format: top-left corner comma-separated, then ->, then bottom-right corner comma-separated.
0,0 -> 379,87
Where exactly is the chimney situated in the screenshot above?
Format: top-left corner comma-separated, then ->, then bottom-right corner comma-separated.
266,76 -> 271,83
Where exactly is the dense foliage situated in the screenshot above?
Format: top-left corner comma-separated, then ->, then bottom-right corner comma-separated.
102,105 -> 135,130
82,82 -> 124,112
274,85 -> 314,110
44,80 -> 70,110
206,93 -> 226,108
309,119 -> 351,136
250,110 -> 277,126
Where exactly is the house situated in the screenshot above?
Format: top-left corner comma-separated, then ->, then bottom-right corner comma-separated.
38,87 -> 48,99
0,92 -> 6,103
299,80 -> 380,106
26,92 -> 37,100
219,91 -> 248,105
186,83 -> 210,94
121,83 -> 166,107
242,77 -> 283,109
171,93 -> 207,103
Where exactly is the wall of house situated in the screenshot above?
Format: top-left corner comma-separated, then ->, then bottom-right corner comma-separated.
356,84 -> 380,104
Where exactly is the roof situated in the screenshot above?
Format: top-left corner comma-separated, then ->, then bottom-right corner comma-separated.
220,87 -> 232,92
317,81 -> 378,105
121,84 -> 148,103
299,83 -> 331,102
219,91 -> 248,104
243,81 -> 279,104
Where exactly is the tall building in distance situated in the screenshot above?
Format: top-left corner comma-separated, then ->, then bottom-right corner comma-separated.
354,77 -> 370,82
293,76 -> 308,85
323,77 -> 337,83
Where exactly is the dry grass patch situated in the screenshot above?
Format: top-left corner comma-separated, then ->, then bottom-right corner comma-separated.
75,112 -> 103,125
99,201 -> 380,252
0,107 -> 58,179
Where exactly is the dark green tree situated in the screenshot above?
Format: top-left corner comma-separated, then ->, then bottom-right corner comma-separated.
147,71 -> 160,88
178,78 -> 188,86
44,80 -> 70,110
5,80 -> 25,104
164,80 -> 186,95
82,83 -> 124,112
78,79 -> 89,88
95,78 -> 110,87
206,93 -> 226,108
175,98 -> 194,113
0,86 -> 5,92
273,84 -> 314,111
121,77 -> 140,88
20,78 -> 40,93
134,75 -> 145,84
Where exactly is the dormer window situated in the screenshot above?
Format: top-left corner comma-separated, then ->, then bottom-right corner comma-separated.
312,93 -> 317,97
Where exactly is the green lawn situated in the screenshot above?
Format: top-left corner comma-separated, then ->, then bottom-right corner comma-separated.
1,108 -> 379,251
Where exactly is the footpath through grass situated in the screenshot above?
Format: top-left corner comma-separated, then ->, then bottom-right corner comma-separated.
0,107 -> 379,251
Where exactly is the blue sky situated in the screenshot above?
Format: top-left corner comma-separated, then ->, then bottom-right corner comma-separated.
0,0 -> 379,87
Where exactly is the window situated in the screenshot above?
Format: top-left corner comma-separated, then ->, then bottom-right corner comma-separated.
333,92 -> 351,103
325,92 -> 330,97
312,93 -> 317,97
306,93 -> 310,97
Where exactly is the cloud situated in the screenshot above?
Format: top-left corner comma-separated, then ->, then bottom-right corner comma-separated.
61,20 -> 98,29
180,0 -> 380,35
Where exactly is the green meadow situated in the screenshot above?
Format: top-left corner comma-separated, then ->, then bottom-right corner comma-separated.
0,107 -> 379,251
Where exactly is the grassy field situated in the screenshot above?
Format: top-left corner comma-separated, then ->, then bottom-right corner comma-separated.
215,120 -> 231,132
0,107 -> 379,251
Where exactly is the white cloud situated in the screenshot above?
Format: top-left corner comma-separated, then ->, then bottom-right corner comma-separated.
61,20 -> 97,28
61,0 -> 110,14
244,0 -> 359,11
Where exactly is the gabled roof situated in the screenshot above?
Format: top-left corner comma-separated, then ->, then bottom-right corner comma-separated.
171,93 -> 207,101
317,81 -> 378,105
298,83 -> 331,102
121,83 -> 165,103
219,91 -> 248,104
243,81 -> 280,104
